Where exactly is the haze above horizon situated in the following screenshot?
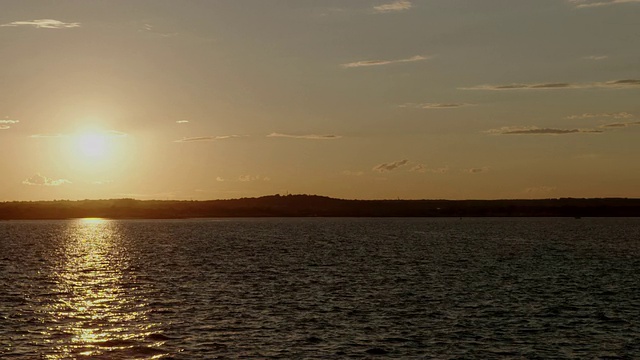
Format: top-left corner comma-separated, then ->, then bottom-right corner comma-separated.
1,0 -> 639,201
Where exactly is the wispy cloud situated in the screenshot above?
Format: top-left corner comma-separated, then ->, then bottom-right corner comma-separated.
215,175 -> 270,182
583,55 -> 608,60
431,167 -> 450,174
567,112 -> 634,119
139,23 -> 179,38
461,79 -> 640,90
486,126 -> 604,135
599,123 -> 627,128
341,55 -> 429,68
1,19 -> 80,29
569,0 -> 640,8
373,159 -> 409,172
176,120 -> 189,124
92,180 -> 113,185
173,135 -> 246,142
267,133 -> 342,140
400,103 -> 474,109
600,121 -> 640,128
0,119 -> 19,130
373,0 -> 413,13
410,164 -> 449,173
22,173 -> 71,186
238,175 -> 270,182
466,167 -> 489,174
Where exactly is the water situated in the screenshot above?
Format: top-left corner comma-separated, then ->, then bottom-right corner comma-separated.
1,217 -> 640,359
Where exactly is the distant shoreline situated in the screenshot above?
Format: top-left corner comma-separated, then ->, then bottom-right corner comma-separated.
1,195 -> 640,219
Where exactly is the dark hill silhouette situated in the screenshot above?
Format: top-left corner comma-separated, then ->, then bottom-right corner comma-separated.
1,194 -> 640,219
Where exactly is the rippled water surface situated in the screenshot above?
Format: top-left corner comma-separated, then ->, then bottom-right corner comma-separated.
1,217 -> 640,358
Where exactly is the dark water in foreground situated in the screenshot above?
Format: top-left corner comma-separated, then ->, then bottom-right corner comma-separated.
1,218 -> 639,359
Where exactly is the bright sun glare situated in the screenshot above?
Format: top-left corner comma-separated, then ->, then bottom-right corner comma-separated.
78,133 -> 107,157
68,127 -> 128,173
75,131 -> 109,159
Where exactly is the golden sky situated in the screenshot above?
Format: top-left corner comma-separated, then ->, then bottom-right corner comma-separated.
1,0 -> 639,200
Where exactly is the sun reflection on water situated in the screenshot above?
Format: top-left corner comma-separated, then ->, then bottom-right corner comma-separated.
41,219 -> 165,359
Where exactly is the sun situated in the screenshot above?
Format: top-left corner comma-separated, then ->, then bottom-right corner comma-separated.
77,132 -> 109,158
66,127 -> 129,175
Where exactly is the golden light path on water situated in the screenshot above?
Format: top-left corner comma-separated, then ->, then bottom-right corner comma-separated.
42,218 -> 166,359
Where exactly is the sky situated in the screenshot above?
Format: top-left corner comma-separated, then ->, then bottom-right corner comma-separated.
0,0 -> 639,201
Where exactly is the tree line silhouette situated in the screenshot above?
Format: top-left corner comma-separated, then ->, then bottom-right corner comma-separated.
1,194 -> 640,219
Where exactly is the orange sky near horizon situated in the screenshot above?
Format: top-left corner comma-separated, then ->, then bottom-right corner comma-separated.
1,0 -> 639,201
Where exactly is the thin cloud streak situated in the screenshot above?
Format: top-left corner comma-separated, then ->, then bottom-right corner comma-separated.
92,180 -> 113,185
373,159 -> 409,172
1,19 -> 80,29
173,135 -> 246,142
431,167 -> 450,174
467,167 -> 489,174
567,112 -> 634,119
341,55 -> 429,68
400,103 -> 474,109
176,120 -> 190,124
461,79 -> 640,90
410,164 -> 449,173
600,123 -> 628,128
267,133 -> 342,140
570,0 -> 640,8
583,55 -> 608,60
600,121 -> 640,128
373,0 -> 413,13
486,126 -> 604,135
238,175 -> 270,182
140,23 -> 179,38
